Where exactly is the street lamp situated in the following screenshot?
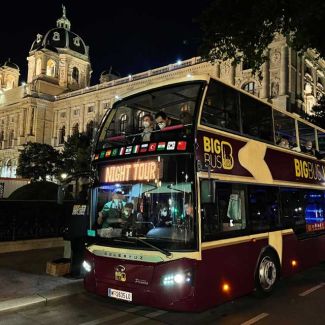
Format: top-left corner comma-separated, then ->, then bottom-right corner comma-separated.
61,173 -> 68,180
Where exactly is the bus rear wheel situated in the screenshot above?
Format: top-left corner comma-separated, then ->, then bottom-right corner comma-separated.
255,251 -> 279,296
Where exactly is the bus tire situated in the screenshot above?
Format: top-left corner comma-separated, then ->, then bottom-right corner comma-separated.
255,250 -> 279,296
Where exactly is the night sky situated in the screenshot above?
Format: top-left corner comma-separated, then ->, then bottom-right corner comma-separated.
0,0 -> 212,85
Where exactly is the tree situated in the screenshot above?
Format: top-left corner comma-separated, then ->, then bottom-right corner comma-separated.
17,142 -> 60,182
198,0 -> 325,73
60,132 -> 92,180
309,95 -> 325,129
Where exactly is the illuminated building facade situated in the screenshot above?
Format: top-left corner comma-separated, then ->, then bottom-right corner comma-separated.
0,8 -> 324,178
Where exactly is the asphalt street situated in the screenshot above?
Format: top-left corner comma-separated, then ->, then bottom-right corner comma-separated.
1,263 -> 325,325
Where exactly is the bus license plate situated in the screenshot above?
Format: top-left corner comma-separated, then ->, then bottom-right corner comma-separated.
108,288 -> 132,302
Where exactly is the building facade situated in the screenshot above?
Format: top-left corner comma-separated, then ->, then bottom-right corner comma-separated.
0,9 -> 324,178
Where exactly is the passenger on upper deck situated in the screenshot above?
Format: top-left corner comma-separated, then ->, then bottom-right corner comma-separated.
155,111 -> 172,130
151,111 -> 179,141
138,113 -> 154,142
278,137 -> 290,149
301,140 -> 323,159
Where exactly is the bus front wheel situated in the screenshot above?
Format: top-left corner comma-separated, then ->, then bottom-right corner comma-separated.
255,250 -> 279,296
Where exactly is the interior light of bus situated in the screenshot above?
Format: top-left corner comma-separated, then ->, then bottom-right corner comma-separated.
82,260 -> 92,273
291,260 -> 298,268
222,283 -> 231,293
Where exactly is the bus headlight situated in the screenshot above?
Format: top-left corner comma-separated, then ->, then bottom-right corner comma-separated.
82,260 -> 92,273
162,271 -> 193,286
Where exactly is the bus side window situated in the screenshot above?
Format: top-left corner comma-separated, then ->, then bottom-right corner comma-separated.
200,181 -> 247,242
240,93 -> 274,143
201,80 -> 240,132
279,188 -> 305,234
248,186 -> 280,232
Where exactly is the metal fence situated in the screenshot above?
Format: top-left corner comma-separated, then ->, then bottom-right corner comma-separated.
0,201 -> 74,241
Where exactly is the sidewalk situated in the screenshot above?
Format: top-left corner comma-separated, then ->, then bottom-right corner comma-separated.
0,247 -> 84,312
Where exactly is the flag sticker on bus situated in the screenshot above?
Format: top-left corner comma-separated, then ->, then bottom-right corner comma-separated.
140,144 -> 148,153
177,141 -> 187,151
125,146 -> 132,154
119,147 -> 125,155
111,148 -> 119,156
167,141 -> 176,150
105,150 -> 112,157
149,143 -> 157,151
133,145 -> 140,154
157,142 -> 166,150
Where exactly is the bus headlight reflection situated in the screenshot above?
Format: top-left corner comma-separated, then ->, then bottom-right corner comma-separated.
82,260 -> 92,272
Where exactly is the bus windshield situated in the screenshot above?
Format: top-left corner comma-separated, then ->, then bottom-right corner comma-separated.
97,82 -> 204,150
92,154 -> 196,251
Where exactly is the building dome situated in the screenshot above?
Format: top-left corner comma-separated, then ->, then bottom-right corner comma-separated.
29,6 -> 88,57
2,59 -> 19,70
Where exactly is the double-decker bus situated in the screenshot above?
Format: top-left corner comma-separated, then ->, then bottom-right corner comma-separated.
83,75 -> 325,311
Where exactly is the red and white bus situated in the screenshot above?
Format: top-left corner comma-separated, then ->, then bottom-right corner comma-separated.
83,75 -> 325,311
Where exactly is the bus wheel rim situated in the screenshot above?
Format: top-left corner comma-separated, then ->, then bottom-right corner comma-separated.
259,256 -> 276,290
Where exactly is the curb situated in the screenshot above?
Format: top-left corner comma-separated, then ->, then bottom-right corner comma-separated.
0,281 -> 84,313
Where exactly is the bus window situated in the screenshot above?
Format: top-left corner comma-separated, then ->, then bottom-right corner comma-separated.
240,93 -> 274,142
200,181 -> 246,242
97,82 -> 203,149
93,155 -> 197,250
273,111 -> 297,148
279,188 -> 305,233
317,130 -> 325,154
298,122 -> 315,152
248,186 -> 280,232
303,190 -> 325,233
201,80 -> 240,132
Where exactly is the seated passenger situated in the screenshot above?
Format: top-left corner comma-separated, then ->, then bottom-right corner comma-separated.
153,111 -> 180,141
138,114 -> 154,142
301,140 -> 323,159
155,111 -> 173,130
157,205 -> 172,227
122,202 -> 137,227
278,137 -> 290,149
181,202 -> 194,229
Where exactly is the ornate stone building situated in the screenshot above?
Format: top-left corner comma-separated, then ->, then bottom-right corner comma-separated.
0,9 -> 324,178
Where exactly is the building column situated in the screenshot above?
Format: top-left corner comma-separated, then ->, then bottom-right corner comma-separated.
280,46 -> 288,96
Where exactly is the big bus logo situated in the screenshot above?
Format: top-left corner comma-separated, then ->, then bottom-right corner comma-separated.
115,265 -> 127,282
203,136 -> 234,170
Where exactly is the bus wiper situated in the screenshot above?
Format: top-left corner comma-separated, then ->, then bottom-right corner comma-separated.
127,236 -> 172,257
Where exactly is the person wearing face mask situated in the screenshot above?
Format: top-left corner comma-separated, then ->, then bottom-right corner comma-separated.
155,111 -> 171,130
140,114 -> 154,142
157,204 -> 172,227
97,190 -> 126,228
301,140 -> 323,159
153,111 -> 180,141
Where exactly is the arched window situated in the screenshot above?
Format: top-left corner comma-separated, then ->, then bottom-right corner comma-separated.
8,130 -> 14,147
6,76 -> 15,90
86,120 -> 94,137
72,123 -> 79,135
120,114 -> 128,133
72,67 -> 79,83
137,111 -> 145,128
46,59 -> 56,77
0,130 -> 4,142
36,58 -> 42,75
243,82 -> 256,95
59,126 -> 65,144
